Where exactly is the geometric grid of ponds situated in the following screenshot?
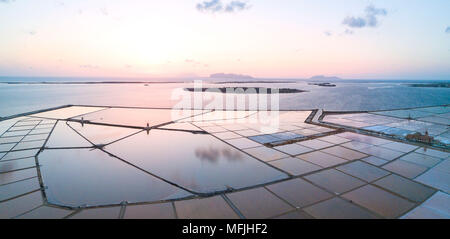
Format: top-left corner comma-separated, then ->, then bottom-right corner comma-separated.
1,105 -> 449,219
323,105 -> 450,148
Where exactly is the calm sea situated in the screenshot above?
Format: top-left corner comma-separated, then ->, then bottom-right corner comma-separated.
0,78 -> 449,118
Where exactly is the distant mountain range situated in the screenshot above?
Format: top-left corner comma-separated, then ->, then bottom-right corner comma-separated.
209,73 -> 254,80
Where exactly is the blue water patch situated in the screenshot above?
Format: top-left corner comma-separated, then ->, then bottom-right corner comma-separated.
364,124 -> 414,136
404,110 -> 436,119
249,135 -> 281,144
416,106 -> 450,114
373,110 -> 435,119
270,132 -> 304,140
435,136 -> 450,145
380,127 -> 414,136
249,132 -> 305,144
363,125 -> 392,131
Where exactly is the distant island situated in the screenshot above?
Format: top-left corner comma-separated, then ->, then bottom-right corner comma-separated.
209,73 -> 254,80
308,82 -> 336,87
308,75 -> 342,81
307,75 -> 340,87
184,87 -> 307,94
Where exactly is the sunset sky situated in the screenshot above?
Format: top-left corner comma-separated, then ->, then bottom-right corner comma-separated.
0,0 -> 449,79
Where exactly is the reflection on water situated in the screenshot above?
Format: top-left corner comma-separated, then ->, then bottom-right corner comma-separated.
221,148 -> 244,161
0,163 -> 14,173
195,146 -> 244,163
38,148 -> 191,207
67,121 -> 141,145
72,108 -> 205,128
45,122 -> 92,148
105,129 -> 287,193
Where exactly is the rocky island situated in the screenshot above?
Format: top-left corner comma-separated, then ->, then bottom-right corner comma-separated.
184,87 -> 307,94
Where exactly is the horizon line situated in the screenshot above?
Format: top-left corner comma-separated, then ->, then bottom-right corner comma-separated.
0,75 -> 449,82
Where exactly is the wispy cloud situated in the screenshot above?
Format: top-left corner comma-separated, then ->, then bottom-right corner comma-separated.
225,1 -> 248,12
365,5 -> 387,27
446,26 -> 450,34
342,17 -> 366,28
0,0 -> 15,3
197,0 -> 222,12
196,0 -> 249,13
342,5 -> 387,29
324,31 -> 332,36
